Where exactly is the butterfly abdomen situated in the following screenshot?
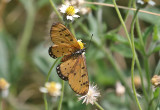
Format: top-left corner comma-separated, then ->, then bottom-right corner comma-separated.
72,48 -> 85,56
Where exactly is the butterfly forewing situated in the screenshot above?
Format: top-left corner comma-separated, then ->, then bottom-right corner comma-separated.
68,54 -> 89,95
50,23 -> 80,49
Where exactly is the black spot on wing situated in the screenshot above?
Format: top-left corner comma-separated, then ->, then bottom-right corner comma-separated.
48,46 -> 57,59
56,64 -> 68,81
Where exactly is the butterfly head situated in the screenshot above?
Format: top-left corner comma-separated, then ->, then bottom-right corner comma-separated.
77,39 -> 85,49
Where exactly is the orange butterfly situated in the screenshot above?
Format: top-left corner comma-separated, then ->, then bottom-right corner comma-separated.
48,23 -> 89,95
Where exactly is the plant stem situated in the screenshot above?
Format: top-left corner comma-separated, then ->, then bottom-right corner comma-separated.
18,0 -> 35,60
49,0 -> 63,22
112,0 -> 143,109
109,0 -> 133,33
130,8 -> 142,110
43,94 -> 48,110
46,58 -> 60,82
69,23 -> 76,37
58,80 -> 64,110
94,102 -> 104,110
44,58 -> 60,110
133,2 -> 149,102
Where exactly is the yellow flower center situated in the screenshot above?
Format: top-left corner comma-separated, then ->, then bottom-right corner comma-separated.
66,6 -> 75,16
77,40 -> 84,49
46,82 -> 57,94
0,78 -> 8,90
143,0 -> 149,3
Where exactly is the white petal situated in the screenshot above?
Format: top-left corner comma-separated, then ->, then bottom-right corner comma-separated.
39,87 -> 48,93
73,14 -> 80,18
60,8 -> 66,13
45,82 -> 50,88
59,5 -> 68,13
56,83 -> 62,89
148,0 -> 155,6
137,0 -> 144,4
67,16 -> 73,21
75,9 -> 80,13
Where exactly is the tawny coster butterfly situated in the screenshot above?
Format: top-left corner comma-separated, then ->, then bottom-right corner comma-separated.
48,23 -> 89,95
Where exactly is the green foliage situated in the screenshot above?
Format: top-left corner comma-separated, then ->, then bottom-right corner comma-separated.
0,0 -> 160,110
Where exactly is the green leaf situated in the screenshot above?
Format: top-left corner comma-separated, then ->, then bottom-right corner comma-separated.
154,60 -> 160,75
154,88 -> 160,99
153,25 -> 159,42
110,44 -> 132,58
142,26 -> 153,44
152,44 -> 160,53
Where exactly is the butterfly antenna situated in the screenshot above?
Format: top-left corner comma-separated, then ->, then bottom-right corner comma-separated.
86,34 -> 93,49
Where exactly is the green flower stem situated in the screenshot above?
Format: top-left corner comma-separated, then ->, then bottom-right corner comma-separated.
109,0 -> 133,33
135,58 -> 149,102
58,80 -> 64,110
133,3 -> 149,102
43,94 -> 48,110
94,102 -> 104,110
130,8 -> 142,110
44,58 -> 60,110
69,23 -> 76,37
112,0 -> 142,109
49,0 -> 63,22
18,0 -> 35,60
46,58 -> 60,82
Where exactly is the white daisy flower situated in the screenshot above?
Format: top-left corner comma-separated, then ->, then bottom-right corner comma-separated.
40,82 -> 61,97
137,0 -> 155,6
59,3 -> 80,21
78,84 -> 100,105
0,78 -> 10,98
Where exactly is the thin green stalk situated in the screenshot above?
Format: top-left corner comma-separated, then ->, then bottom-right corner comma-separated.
144,57 -> 150,91
69,23 -> 76,37
133,3 -> 150,102
46,58 -> 60,82
44,58 -> 60,110
18,1 -> 35,60
94,102 -> 104,110
49,0 -> 63,22
135,58 -> 149,102
109,0 -> 133,33
58,80 -> 64,110
130,8 -> 142,110
112,0 -> 132,46
112,0 -> 148,103
43,94 -> 48,110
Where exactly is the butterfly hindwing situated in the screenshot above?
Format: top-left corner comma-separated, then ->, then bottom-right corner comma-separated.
68,54 -> 89,95
50,23 -> 80,49
56,57 -> 78,81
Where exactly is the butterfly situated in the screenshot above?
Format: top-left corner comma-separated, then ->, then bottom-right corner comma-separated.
48,23 -> 89,95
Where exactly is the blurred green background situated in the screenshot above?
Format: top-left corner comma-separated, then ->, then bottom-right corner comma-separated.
0,0 -> 160,110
